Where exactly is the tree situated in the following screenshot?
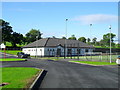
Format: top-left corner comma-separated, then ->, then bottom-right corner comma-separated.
0,19 -> 13,43
22,36 -> 27,45
10,32 -> 24,47
78,37 -> 86,43
100,33 -> 116,46
68,35 -> 76,40
61,36 -> 66,39
87,38 -> 91,43
25,29 -> 42,44
92,37 -> 97,44
52,36 -> 56,38
103,33 -> 116,42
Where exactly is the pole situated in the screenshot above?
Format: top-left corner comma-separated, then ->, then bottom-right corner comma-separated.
65,19 -> 68,58
90,24 -> 92,61
109,25 -> 112,63
36,36 -> 38,58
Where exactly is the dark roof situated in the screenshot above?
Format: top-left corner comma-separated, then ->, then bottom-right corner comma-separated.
22,38 -> 94,48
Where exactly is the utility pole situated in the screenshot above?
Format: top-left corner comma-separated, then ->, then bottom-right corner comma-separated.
65,19 -> 68,58
36,35 -> 38,58
109,25 -> 112,63
90,24 -> 92,60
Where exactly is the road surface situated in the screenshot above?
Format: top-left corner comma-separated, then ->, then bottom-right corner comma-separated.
1,56 -> 119,88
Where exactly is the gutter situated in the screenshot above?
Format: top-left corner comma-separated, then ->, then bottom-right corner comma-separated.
30,69 -> 47,89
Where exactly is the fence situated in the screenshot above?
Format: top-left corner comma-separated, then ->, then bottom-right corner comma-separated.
66,52 -> 118,62
0,47 -> 22,50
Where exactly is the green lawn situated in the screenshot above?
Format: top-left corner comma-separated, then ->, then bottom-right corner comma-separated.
66,55 -> 118,62
69,61 -> 117,65
38,57 -> 64,60
94,46 -> 120,49
0,58 -> 26,61
0,50 -> 22,55
5,42 -> 26,47
38,55 -> 118,62
1,67 -> 41,88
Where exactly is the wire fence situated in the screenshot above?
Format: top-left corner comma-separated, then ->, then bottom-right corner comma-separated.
65,52 -> 118,62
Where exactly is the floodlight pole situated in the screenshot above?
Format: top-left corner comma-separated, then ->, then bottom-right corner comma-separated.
109,25 -> 112,63
36,36 -> 38,58
65,19 -> 68,58
90,24 -> 92,60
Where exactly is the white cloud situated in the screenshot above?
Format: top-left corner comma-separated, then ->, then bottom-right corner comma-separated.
72,14 -> 118,24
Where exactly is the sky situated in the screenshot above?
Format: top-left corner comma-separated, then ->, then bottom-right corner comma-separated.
1,2 -> 118,42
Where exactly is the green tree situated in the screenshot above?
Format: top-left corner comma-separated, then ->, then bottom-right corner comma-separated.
87,38 -> 91,43
96,42 -> 100,46
92,37 -> 97,45
100,33 -> 116,47
61,36 -> 66,39
52,36 -> 56,38
68,35 -> 76,40
78,37 -> 86,43
25,29 -> 42,44
0,19 -> 13,44
10,32 -> 24,47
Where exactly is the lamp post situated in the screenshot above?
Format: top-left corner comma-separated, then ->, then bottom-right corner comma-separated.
90,24 -> 92,60
65,19 -> 68,58
36,35 -> 38,58
109,25 -> 112,63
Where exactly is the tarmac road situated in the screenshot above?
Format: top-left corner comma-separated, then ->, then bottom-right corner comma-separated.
0,52 -> 17,58
1,57 -> 119,88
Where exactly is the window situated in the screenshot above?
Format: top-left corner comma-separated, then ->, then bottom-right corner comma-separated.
77,49 -> 81,54
85,49 -> 88,52
68,49 -> 72,54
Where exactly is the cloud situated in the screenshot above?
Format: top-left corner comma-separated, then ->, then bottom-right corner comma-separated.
72,14 -> 118,24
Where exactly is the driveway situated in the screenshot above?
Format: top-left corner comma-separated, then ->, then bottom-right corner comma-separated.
0,52 -> 17,58
1,58 -> 119,88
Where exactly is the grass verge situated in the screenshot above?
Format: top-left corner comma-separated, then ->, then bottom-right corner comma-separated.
0,50 -> 22,55
0,58 -> 26,61
39,57 -> 63,60
66,55 -> 118,62
1,67 -> 41,88
33,56 -> 64,61
69,61 -> 117,65
37,55 -> 118,62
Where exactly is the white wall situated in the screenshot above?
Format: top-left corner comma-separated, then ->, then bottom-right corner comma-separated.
22,47 -> 44,56
22,47 -> 93,56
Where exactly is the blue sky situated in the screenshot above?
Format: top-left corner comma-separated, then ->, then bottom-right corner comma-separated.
2,2 -> 118,42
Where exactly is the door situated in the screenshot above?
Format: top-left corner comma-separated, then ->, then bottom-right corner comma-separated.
57,49 -> 61,56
